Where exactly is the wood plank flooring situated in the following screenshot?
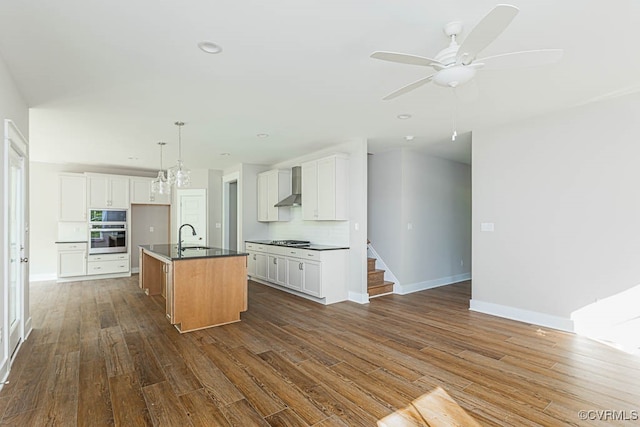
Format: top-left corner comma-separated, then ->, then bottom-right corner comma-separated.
1,277 -> 639,426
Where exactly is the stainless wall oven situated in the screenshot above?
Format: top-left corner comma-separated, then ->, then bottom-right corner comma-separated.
89,209 -> 128,254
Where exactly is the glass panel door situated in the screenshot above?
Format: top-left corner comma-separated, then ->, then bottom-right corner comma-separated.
8,145 -> 24,356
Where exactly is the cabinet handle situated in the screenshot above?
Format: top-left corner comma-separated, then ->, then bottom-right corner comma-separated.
273,258 -> 277,265
253,254 -> 256,260
299,262 -> 303,270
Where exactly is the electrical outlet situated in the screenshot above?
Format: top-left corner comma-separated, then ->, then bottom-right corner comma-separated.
149,226 -> 154,232
460,260 -> 464,267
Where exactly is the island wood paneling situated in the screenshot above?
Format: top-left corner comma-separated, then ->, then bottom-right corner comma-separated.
1,277 -> 639,426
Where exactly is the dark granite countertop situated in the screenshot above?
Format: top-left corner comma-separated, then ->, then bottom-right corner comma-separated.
140,244 -> 248,261
245,240 -> 349,251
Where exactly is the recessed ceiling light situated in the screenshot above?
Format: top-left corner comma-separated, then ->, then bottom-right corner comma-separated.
197,41 -> 223,54
221,153 -> 230,156
127,156 -> 139,160
405,135 -> 414,141
397,114 -> 412,120
257,133 -> 269,138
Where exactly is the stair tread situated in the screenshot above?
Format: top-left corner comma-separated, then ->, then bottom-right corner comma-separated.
368,280 -> 394,289
368,269 -> 385,274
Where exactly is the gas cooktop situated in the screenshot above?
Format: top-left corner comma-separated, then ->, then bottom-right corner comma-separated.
270,240 -> 311,247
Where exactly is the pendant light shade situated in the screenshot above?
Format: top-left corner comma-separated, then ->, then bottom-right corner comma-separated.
151,142 -> 171,195
167,121 -> 191,188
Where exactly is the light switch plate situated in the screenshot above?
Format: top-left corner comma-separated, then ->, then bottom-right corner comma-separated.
481,222 -> 495,232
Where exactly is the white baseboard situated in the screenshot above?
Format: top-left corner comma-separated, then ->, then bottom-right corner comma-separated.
469,299 -> 575,333
396,273 -> 471,295
29,273 -> 57,282
348,291 -> 369,304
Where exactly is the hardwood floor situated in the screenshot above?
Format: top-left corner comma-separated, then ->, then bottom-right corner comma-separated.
1,277 -> 639,426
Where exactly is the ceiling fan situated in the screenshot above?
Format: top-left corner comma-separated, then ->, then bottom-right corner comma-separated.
371,4 -> 563,100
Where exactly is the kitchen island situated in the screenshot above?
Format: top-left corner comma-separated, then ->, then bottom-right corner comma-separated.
139,244 -> 248,333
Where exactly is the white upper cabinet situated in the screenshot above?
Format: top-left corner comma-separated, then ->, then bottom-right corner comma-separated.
257,169 -> 291,222
302,154 -> 348,220
59,173 -> 87,221
130,177 -> 170,205
87,174 -> 130,208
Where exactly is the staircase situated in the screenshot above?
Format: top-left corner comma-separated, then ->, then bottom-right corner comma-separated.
367,256 -> 394,298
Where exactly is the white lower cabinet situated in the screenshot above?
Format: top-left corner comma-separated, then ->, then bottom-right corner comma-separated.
57,242 -> 87,278
268,254 -> 287,286
285,258 -> 304,291
301,260 -> 321,297
245,242 -> 347,303
87,253 -> 130,275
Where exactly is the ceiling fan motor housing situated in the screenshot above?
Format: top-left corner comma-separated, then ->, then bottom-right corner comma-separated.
432,65 -> 476,88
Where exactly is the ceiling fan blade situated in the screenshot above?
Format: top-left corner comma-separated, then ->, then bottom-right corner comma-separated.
382,75 -> 434,100
371,51 -> 444,69
477,49 -> 564,70
457,4 -> 519,65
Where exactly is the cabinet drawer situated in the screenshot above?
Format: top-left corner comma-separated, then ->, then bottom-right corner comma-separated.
246,242 -> 267,252
268,245 -> 290,256
88,253 -> 129,262
302,250 -> 321,261
57,242 -> 87,251
282,248 -> 321,260
87,260 -> 129,275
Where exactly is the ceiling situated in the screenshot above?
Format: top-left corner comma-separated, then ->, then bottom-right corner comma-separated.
0,1 -> 638,170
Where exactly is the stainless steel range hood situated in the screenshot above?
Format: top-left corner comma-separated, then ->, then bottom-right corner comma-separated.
275,166 -> 302,207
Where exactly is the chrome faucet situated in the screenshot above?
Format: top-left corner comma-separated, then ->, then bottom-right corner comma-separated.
178,224 -> 197,253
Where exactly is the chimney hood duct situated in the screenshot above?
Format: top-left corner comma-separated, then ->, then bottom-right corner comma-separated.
275,166 -> 302,207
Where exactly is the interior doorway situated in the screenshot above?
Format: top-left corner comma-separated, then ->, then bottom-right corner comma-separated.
223,172 -> 240,251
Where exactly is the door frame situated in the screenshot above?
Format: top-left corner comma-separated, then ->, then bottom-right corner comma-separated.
222,172 -> 240,251
2,119 -> 31,380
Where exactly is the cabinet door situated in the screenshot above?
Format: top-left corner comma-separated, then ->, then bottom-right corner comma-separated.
302,161 -> 318,220
59,174 -> 87,221
255,252 -> 268,279
276,256 -> 287,285
257,173 -> 269,222
302,260 -> 322,297
109,176 -> 130,208
267,254 -> 278,282
286,258 -> 303,290
88,176 -> 109,208
247,252 -> 257,276
131,179 -> 153,204
267,171 -> 279,221
58,250 -> 87,277
317,157 -> 336,220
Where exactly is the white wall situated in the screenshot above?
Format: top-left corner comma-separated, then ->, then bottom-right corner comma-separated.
207,170 -> 223,247
471,92 -> 640,331
0,53 -> 29,385
131,205 -> 169,270
368,149 -> 472,293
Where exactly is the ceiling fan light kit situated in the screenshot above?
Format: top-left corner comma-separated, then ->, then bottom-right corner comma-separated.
371,4 -> 563,99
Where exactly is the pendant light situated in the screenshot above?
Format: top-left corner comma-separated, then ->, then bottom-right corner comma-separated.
151,142 -> 171,195
167,121 -> 191,188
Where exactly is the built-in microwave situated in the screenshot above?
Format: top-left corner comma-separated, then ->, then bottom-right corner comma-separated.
89,209 -> 127,223
89,209 -> 127,254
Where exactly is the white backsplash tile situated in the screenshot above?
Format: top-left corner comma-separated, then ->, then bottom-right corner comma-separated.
268,208 -> 349,246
